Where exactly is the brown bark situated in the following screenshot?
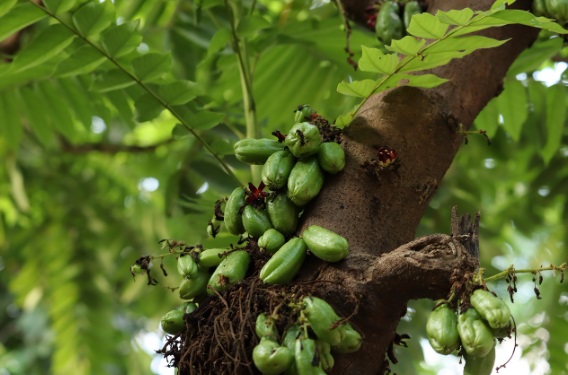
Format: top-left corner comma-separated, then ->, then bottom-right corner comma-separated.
295,0 -> 539,373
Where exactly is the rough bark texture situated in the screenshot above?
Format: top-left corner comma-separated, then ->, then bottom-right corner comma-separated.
294,0 -> 539,373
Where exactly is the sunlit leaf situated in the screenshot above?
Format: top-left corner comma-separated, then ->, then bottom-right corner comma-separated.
395,73 -> 448,88
359,46 -> 399,74
101,20 -> 142,58
91,70 -> 136,92
132,52 -> 172,82
541,84 -> 566,164
407,12 -> 449,39
54,45 -> 106,77
0,0 -> 17,18
399,51 -> 468,73
337,79 -> 375,98
43,0 -> 77,14
9,24 -> 75,73
425,35 -> 508,54
436,9 -> 475,26
0,3 -> 45,42
72,1 -> 115,38
386,37 -> 426,56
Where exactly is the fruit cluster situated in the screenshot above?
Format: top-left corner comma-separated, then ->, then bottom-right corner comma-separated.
426,289 -> 512,375
253,296 -> 362,375
371,1 -> 424,45
533,0 -> 568,24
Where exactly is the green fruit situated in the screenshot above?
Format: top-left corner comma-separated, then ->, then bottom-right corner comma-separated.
224,187 -> 246,235
242,205 -> 273,238
492,321 -> 512,339
294,337 -> 325,375
179,270 -> 210,299
316,340 -> 334,370
198,248 -> 228,268
464,345 -> 496,375
546,0 -> 568,23
376,1 -> 404,45
470,289 -> 511,329
457,308 -> 495,358
258,229 -> 286,254
283,324 -> 302,351
287,157 -> 324,207
403,1 -> 421,29
302,225 -> 349,263
317,142 -> 345,174
160,310 -> 185,335
262,150 -> 297,191
294,105 -> 315,123
267,193 -> 299,236
333,322 -> 362,354
255,313 -> 278,340
284,122 -> 322,158
207,250 -> 250,294
234,138 -> 285,165
302,296 -> 345,346
426,303 -> 460,355
533,0 -> 550,16
176,302 -> 198,314
260,237 -> 307,284
253,337 -> 294,375
177,254 -> 199,278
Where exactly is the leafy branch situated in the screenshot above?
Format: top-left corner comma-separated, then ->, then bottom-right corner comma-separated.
29,0 -> 243,186
335,0 -> 568,127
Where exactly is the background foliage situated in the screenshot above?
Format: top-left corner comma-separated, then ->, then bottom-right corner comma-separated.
0,0 -> 566,374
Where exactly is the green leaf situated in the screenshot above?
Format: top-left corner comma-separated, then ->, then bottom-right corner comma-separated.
508,37 -> 563,76
20,86 -> 55,146
104,90 -> 135,126
497,79 -> 527,141
541,84 -> 567,164
0,3 -> 46,42
207,28 -> 231,56
489,10 -> 568,34
0,0 -> 17,18
210,139 -> 234,156
172,123 -> 190,139
386,36 -> 426,56
91,70 -> 136,92
158,81 -> 200,106
359,46 -> 399,74
0,93 -> 22,150
436,9 -> 475,26
54,45 -> 106,77
132,53 -> 171,82
237,15 -> 270,37
9,24 -> 76,73
407,12 -> 449,39
101,20 -> 142,58
134,93 -> 163,122
474,98 -> 499,138
72,1 -> 115,38
394,73 -> 448,89
335,112 -> 354,128
399,51 -> 468,73
176,108 -> 225,130
58,78 -> 94,128
43,0 -> 77,14
337,79 -> 376,98
425,35 -> 508,54
37,80 -> 81,141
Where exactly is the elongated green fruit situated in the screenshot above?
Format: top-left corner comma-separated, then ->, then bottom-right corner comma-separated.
470,289 -> 511,329
376,1 -> 403,45
255,313 -> 278,340
260,237 -> 307,284
317,142 -> 345,174
546,0 -> 568,23
333,322 -> 362,354
426,303 -> 460,355
457,308 -> 495,358
242,205 -> 273,238
464,345 -> 496,375
198,248 -> 228,268
234,138 -> 285,165
267,193 -> 299,236
316,340 -> 334,371
160,310 -> 185,334
302,225 -> 349,262
176,302 -> 198,314
262,150 -> 296,190
207,250 -> 250,294
283,324 -> 302,351
284,122 -> 321,158
294,337 -> 325,375
179,270 -> 210,299
177,254 -> 198,278
253,338 -> 294,375
224,187 -> 246,235
302,296 -> 345,346
287,157 -> 324,207
403,1 -> 421,29
258,229 -> 286,254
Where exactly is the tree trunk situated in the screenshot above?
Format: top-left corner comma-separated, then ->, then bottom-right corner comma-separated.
295,0 -> 538,373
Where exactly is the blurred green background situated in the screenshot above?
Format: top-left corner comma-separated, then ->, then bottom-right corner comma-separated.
0,1 -> 566,374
